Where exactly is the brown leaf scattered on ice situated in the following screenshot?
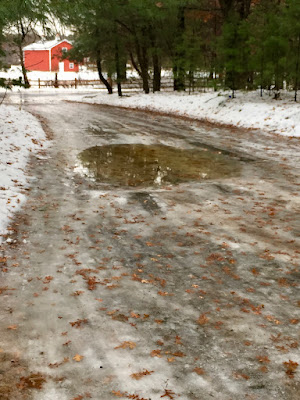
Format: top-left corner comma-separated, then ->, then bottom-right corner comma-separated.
256,355 -> 270,364
73,354 -> 84,362
158,291 -> 174,296
130,369 -> 154,380
283,360 -> 298,378
130,312 -> 140,319
115,341 -> 136,350
175,336 -> 182,345
18,373 -> 46,390
49,357 -> 69,368
69,318 -> 88,328
161,389 -> 176,399
193,367 -> 205,375
197,313 -> 209,325
151,349 -> 162,358
7,325 -> 18,330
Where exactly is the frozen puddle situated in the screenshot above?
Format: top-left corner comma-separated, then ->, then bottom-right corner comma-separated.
76,144 -> 241,187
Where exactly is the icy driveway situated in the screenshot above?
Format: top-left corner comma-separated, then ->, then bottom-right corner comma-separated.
0,93 -> 300,400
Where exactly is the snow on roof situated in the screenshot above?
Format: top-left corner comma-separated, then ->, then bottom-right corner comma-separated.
23,39 -> 71,51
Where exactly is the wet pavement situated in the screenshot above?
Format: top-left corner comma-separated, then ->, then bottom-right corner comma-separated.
0,91 -> 300,400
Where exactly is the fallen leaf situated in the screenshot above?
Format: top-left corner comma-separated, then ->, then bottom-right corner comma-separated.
7,325 -> 18,330
130,369 -> 154,380
49,357 -> 69,368
115,341 -> 136,350
18,373 -> 46,390
175,336 -> 182,345
193,367 -> 205,375
260,366 -> 268,373
73,354 -> 84,362
256,355 -> 270,364
234,372 -> 250,380
72,290 -> 84,296
151,349 -> 162,358
43,276 -> 53,284
161,389 -> 176,399
112,390 -> 124,397
69,318 -> 88,328
283,360 -> 298,378
130,312 -> 140,319
158,291 -> 174,296
197,314 -> 209,325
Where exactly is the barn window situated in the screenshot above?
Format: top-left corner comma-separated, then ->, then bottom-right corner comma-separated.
69,63 -> 74,69
62,47 -> 68,53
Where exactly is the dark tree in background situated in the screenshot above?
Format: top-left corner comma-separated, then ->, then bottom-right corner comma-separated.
2,0 -> 51,87
1,0 -> 300,99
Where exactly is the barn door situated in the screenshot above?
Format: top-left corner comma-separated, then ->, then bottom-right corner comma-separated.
59,62 -> 64,73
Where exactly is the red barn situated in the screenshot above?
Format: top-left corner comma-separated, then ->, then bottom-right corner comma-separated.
23,39 -> 79,72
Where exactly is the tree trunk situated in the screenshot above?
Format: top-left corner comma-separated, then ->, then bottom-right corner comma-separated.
274,55 -> 280,99
294,36 -> 300,102
16,20 -> 30,88
129,52 -> 142,78
115,36 -> 122,97
219,0 -> 234,19
173,6 -> 186,91
18,43 -> 30,88
152,53 -> 161,92
96,51 -> 113,94
149,29 -> 161,92
236,0 -> 252,19
141,45 -> 150,94
188,70 -> 194,94
260,52 -> 264,97
134,35 -> 149,94
219,0 -> 251,20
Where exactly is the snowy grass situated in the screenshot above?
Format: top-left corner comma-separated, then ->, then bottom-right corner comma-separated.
0,105 -> 48,242
78,90 -> 300,138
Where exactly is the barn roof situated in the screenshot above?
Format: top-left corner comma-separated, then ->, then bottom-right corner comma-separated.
23,39 -> 72,51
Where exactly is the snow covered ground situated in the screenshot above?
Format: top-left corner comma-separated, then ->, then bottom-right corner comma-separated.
78,90 -> 300,138
0,65 -> 101,82
0,104 -> 48,242
0,65 -> 171,82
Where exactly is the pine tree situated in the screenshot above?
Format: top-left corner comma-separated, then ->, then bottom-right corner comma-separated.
247,0 -> 274,96
283,0 -> 300,101
218,12 -> 249,97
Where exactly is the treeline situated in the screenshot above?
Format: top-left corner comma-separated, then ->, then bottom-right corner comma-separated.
1,1 -> 300,100
52,0 -> 300,100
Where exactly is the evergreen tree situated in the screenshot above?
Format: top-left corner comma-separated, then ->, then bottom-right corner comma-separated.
54,0 -> 118,94
0,0 -> 295,98
218,12 -> 249,97
247,0 -> 273,96
262,2 -> 287,98
283,0 -> 300,101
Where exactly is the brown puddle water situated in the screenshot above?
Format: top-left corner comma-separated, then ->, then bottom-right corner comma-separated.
77,144 -> 241,187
